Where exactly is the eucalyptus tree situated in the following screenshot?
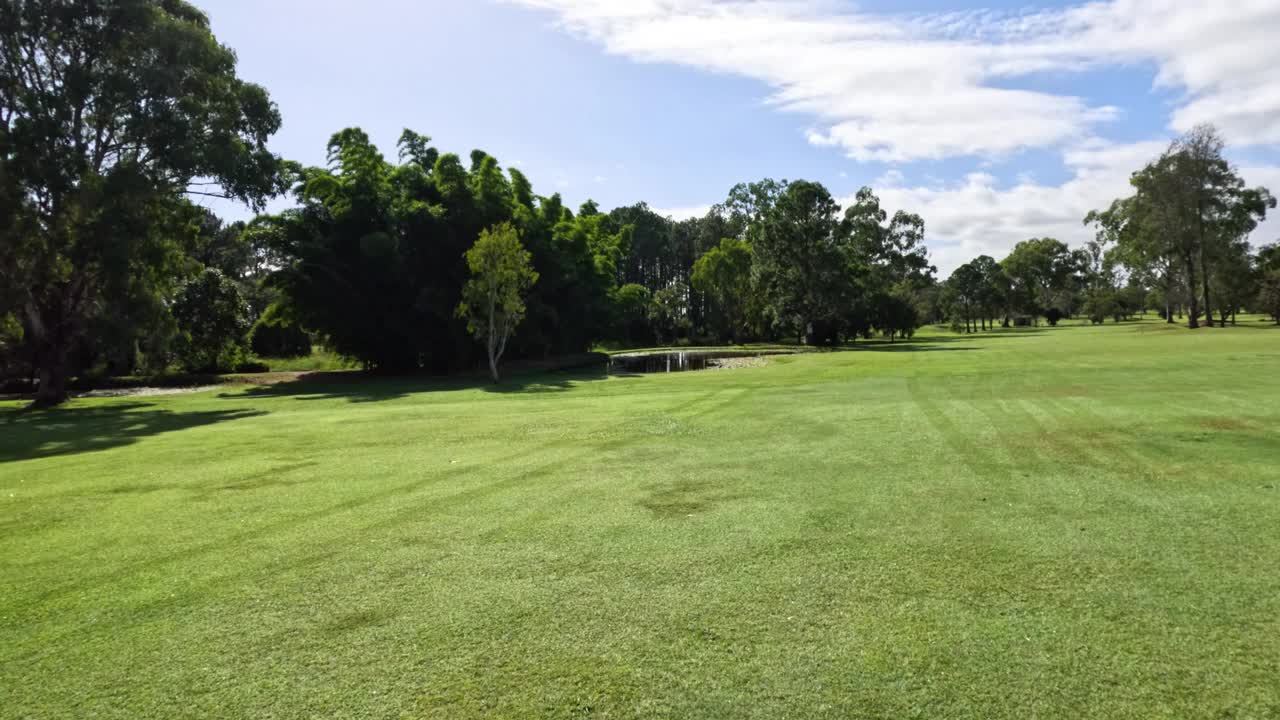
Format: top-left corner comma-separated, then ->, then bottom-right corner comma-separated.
1093,126 -> 1273,328
457,223 -> 538,383
943,261 -> 984,333
0,0 -> 290,404
841,187 -> 935,338
968,255 -> 1007,329
1260,274 -> 1280,324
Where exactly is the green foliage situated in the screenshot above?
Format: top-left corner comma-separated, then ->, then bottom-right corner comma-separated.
691,238 -> 754,342
0,312 -> 25,378
1002,238 -> 1075,321
1089,125 -> 1274,328
0,0 -> 290,404
457,223 -> 538,381
1260,272 -> 1280,324
649,281 -> 692,344
753,180 -> 848,343
248,306 -> 312,359
263,130 -> 617,372
171,268 -> 252,372
610,283 -> 653,346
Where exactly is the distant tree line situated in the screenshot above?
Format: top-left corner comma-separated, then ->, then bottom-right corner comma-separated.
939,126 -> 1277,331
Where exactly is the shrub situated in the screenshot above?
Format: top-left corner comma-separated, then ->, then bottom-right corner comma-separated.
1045,308 -> 1064,326
172,268 -> 252,372
249,313 -> 312,358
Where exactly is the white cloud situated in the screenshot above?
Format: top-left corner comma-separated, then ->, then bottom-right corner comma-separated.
654,204 -> 713,221
864,138 -> 1280,277
513,1 -> 1280,158
513,0 -> 1280,271
1065,0 -> 1280,145
513,0 -> 1121,162
874,168 -> 904,187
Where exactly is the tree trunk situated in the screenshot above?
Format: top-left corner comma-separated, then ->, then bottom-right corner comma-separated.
33,347 -> 69,408
1200,254 -> 1214,327
1183,254 -> 1199,328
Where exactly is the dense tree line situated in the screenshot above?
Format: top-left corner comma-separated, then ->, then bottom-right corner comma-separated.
939,126 -> 1277,331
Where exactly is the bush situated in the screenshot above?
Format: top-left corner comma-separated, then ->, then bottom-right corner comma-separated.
249,313 -> 312,358
172,268 -> 252,373
1045,308 -> 1064,326
234,360 -> 271,373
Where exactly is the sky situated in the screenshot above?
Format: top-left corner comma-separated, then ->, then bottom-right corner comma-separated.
198,0 -> 1280,276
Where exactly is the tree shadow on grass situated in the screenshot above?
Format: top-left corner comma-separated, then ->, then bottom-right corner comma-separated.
219,362 -> 613,404
0,402 -> 267,463
844,329 -> 1047,353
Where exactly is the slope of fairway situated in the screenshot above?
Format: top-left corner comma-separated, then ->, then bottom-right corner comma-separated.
3,321 -> 1279,719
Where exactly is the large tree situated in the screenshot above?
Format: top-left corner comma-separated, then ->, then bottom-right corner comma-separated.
1002,238 -> 1074,323
690,237 -> 754,342
0,0 -> 289,405
751,180 -> 848,344
1096,126 -> 1273,328
841,186 -> 934,338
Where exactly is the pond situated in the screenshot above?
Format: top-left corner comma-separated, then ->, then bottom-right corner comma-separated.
608,350 -> 784,374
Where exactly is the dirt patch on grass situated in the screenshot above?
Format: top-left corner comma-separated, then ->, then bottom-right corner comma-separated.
638,479 -> 744,518
1196,416 -> 1255,431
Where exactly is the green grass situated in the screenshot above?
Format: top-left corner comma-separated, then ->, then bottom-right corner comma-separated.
256,347 -> 359,372
3,319 -> 1279,718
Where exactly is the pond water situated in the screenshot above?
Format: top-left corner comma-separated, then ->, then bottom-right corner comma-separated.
608,351 -> 775,374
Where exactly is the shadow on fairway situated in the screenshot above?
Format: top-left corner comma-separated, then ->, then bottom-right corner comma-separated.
845,329 -> 1048,352
220,363 -> 613,404
0,402 -> 267,463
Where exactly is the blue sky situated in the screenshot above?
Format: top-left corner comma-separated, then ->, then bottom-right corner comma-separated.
200,0 -> 1280,274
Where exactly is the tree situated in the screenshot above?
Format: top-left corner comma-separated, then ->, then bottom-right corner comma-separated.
944,261 -> 984,333
457,223 -> 538,382
1088,196 -> 1180,324
969,255 -> 1006,329
752,180 -> 848,344
1210,239 -> 1257,325
610,283 -> 652,346
841,187 -> 935,339
249,304 -> 311,358
1002,238 -> 1074,323
691,237 -> 754,342
1259,273 -> 1280,325
0,0 -> 289,405
1101,126 -> 1273,329
650,280 -> 691,345
171,268 -> 251,372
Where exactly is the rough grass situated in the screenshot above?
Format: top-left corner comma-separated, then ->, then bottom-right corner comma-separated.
2,319 -> 1279,719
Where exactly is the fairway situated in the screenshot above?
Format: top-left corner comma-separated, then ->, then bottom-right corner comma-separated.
3,321 -> 1279,719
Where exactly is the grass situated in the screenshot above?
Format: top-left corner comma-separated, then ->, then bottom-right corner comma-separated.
2,319 -> 1279,718
256,347 -> 359,372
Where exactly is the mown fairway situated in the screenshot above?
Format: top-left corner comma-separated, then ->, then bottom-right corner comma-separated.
3,321 -> 1279,719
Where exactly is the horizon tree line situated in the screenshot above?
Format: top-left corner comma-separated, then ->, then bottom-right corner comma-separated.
939,125 -> 1277,332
